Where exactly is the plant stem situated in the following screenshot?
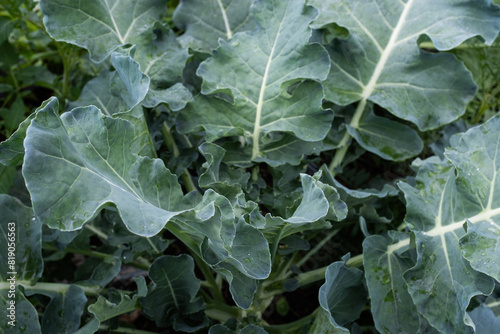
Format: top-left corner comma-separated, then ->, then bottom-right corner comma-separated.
192,252 -> 225,303
99,325 -> 161,334
263,253 -> 365,299
1,281 -> 101,296
328,99 -> 367,175
85,224 -> 108,240
263,308 -> 318,334
54,41 -> 71,102
165,223 -> 201,258
42,243 -> 150,271
161,121 -> 197,193
270,225 -> 285,267
205,301 -> 242,322
295,229 -> 340,269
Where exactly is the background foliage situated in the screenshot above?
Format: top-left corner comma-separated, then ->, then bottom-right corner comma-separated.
1,0 -> 500,333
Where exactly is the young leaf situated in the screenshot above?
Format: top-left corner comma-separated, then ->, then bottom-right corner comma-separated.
315,254 -> 367,332
0,194 -> 43,283
310,0 -> 500,131
77,276 -> 147,333
363,232 -> 421,333
468,304 -> 500,333
141,255 -> 202,327
346,107 -> 423,161
40,0 -> 167,62
0,289 -> 41,334
67,53 -> 155,157
173,0 -> 257,53
177,0 -> 332,162
133,23 -> 192,109
0,100 -> 46,166
25,284 -> 87,334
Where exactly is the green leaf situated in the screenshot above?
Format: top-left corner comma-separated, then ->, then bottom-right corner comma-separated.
0,288 -> 41,334
109,52 -> 150,110
178,0 -> 332,162
40,0 -> 167,62
395,113 -> 500,333
443,115 -> 500,281
141,255 -> 201,327
173,0 -> 257,52
0,194 -> 43,283
26,284 -> 87,334
363,232 -> 421,334
308,309 -> 348,334
0,17 -> 16,45
0,95 -> 26,135
316,254 -> 367,331
0,102 -> 42,167
67,53 -> 155,157
22,97 -> 204,237
0,165 -> 16,193
198,142 -> 250,202
88,277 -> 147,322
346,107 -> 423,161
74,248 -> 121,287
209,324 -> 269,334
310,0 -> 500,131
219,132 -> 332,167
469,304 -> 500,333
133,23 -> 192,109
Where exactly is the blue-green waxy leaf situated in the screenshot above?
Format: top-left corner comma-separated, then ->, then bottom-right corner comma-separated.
209,324 -> 268,334
25,284 -> 87,334
141,255 -> 201,327
173,0 -> 257,53
22,97 -> 202,237
76,277 -> 147,333
363,232 -> 421,334
468,304 -> 500,333
393,112 -> 500,333
68,53 -> 155,157
310,0 -> 500,131
0,194 -> 42,283
0,99 -> 47,166
346,108 -> 423,161
0,195 -> 43,333
133,23 -> 192,109
0,165 -> 16,193
0,289 -> 41,334
40,0 -> 167,62
312,254 -> 367,333
443,115 -> 500,281
198,142 -> 250,202
177,0 -> 332,163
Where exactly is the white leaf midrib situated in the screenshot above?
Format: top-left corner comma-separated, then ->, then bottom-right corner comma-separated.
251,11 -> 286,160
217,0 -> 233,39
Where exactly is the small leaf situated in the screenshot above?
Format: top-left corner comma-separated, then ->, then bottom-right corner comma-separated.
25,285 -> 87,334
0,289 -> 41,334
363,233 -> 421,333
316,254 -> 367,331
469,304 -> 500,334
141,255 -> 201,327
346,108 -> 423,161
0,194 -> 42,283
